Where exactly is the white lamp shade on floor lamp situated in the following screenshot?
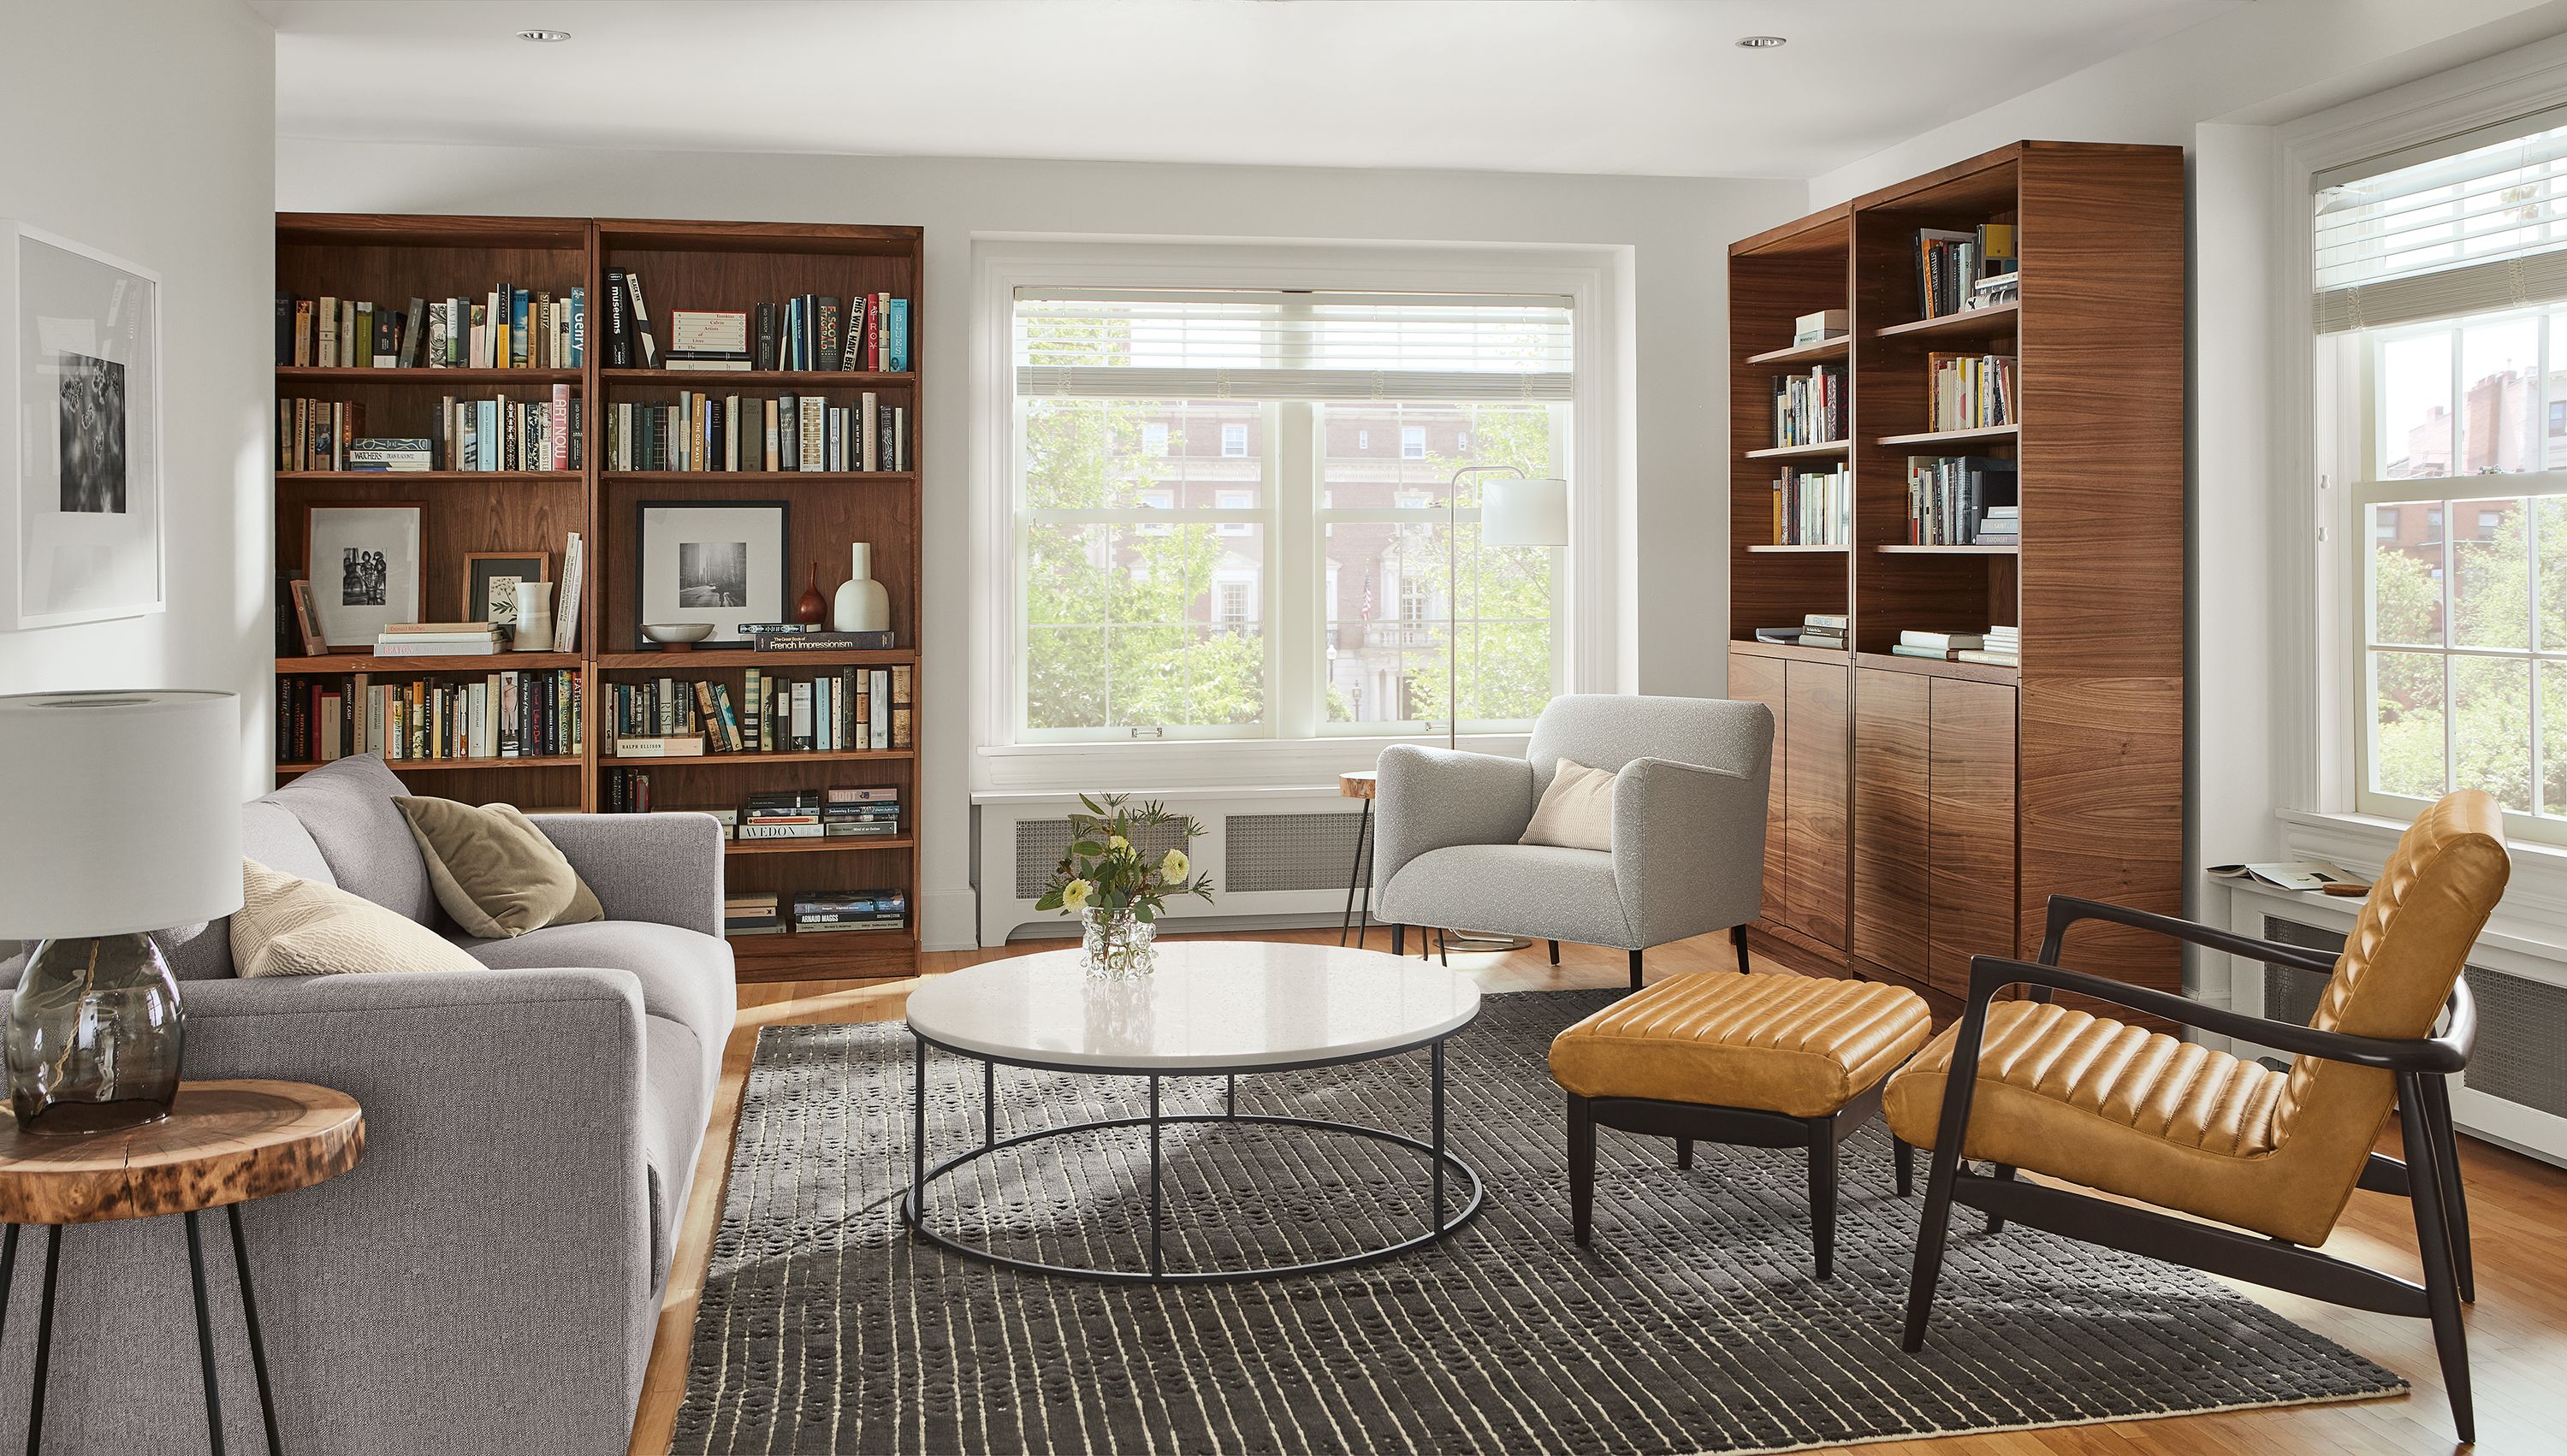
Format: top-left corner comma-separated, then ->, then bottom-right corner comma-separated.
0,690 -> 241,938
1482,476 -> 1569,548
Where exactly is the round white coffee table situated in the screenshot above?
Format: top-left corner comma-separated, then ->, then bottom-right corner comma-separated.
901,939 -> 1484,1283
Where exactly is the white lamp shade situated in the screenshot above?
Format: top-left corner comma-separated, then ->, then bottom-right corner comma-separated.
0,690 -> 240,938
1483,476 -> 1569,547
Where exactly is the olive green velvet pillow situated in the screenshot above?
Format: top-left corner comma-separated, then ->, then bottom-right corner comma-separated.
393,796 -> 604,939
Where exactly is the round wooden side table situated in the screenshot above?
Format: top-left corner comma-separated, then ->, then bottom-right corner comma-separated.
1338,770 -> 1378,949
0,1079 -> 365,1455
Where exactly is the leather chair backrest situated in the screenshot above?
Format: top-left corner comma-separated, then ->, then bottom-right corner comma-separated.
1523,694 -> 1774,795
2273,790 -> 2509,1162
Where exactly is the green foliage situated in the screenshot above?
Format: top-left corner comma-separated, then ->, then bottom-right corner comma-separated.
1036,793 -> 1217,920
1398,407 -> 1557,725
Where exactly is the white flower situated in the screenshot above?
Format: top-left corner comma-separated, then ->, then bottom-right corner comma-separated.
1108,834 -> 1129,853
1161,849 -> 1190,881
1060,878 -> 1093,909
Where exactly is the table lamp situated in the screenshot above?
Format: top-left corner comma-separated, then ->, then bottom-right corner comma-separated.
0,690 -> 240,1134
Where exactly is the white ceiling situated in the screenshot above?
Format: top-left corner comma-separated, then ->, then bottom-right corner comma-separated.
259,0 -> 2245,180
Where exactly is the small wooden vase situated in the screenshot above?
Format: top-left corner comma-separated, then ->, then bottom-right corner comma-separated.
793,562 -> 829,624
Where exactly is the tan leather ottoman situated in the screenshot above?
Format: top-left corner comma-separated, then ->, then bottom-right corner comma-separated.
1549,971 -> 1933,1279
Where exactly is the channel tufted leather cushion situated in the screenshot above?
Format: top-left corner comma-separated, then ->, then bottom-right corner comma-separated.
1550,972 -> 1931,1118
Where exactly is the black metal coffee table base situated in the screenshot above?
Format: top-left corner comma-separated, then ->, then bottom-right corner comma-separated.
901,1035 -> 1483,1284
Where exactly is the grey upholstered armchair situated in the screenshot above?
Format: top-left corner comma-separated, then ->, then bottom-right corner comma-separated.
1371,694 -> 1775,989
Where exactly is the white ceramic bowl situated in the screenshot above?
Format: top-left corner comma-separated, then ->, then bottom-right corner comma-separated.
639,622 -> 714,646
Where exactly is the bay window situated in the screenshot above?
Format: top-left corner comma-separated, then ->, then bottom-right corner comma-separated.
1011,287 -> 1574,743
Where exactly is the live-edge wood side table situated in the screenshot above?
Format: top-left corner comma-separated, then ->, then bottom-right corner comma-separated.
0,1079 -> 365,1455
1338,770 -> 1377,949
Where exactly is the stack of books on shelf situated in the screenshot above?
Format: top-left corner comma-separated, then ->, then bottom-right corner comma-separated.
1904,455 -> 2019,544
1752,613 -> 1847,650
1889,626 -> 2019,668
601,274 -> 910,372
607,393 -> 910,472
276,287 -> 584,370
1771,464 -> 1849,545
433,391 -> 580,471
742,790 -> 824,840
824,786 -> 902,837
1794,308 -> 1848,346
604,664 -> 913,755
792,889 -> 907,935
276,666 -> 581,764
1975,506 -> 2020,546
1925,352 -> 2016,432
1771,364 -> 1846,447
724,892 -> 782,936
375,621 -> 506,656
1913,223 -> 2016,319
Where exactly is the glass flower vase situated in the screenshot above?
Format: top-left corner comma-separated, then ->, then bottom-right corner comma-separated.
1079,907 -> 1158,980
6,932 -> 186,1135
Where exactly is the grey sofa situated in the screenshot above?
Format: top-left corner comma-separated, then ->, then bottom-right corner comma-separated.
0,754 -> 734,1455
1372,694 -> 1774,989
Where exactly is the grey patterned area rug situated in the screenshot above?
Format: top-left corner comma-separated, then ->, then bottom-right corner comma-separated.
673,990 -> 2404,1455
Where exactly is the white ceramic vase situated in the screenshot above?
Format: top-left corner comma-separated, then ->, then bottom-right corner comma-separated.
832,542 -> 891,634
512,579 -> 555,651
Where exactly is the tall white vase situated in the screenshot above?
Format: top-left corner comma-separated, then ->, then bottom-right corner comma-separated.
512,580 -> 555,651
832,542 -> 891,634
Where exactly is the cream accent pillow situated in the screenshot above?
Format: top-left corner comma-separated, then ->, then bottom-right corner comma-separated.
1520,758 -> 1619,852
230,860 -> 487,979
394,796 -> 604,940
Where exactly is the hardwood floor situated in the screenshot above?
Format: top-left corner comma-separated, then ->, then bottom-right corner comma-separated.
629,927 -> 2567,1456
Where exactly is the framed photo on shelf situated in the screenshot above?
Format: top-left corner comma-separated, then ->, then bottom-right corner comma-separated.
634,500 -> 787,648
305,501 -> 424,648
0,221 -> 163,630
463,550 -> 550,631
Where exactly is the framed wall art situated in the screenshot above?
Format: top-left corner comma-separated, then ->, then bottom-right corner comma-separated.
464,550 -> 550,631
0,221 -> 164,630
634,500 -> 786,648
305,501 -> 424,648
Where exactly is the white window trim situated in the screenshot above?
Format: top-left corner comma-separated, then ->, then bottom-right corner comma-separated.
968,237 -> 1623,794
2276,33 -> 2567,928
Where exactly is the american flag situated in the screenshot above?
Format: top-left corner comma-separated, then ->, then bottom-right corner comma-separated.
1360,567 -> 1375,621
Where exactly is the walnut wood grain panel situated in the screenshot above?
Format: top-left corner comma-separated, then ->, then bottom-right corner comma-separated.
0,1080 -> 364,1225
1853,666 -> 1930,979
1731,240 -> 1854,644
1784,659 -> 1851,949
1928,677 -> 2019,997
1728,648 -> 1791,926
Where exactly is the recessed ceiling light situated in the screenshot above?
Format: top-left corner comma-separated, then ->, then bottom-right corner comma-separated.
1735,35 -> 1787,49
516,28 -> 572,43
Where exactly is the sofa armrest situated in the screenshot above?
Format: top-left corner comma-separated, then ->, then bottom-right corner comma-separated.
1371,743 -> 1538,897
1613,756 -> 1769,946
536,811 -> 725,937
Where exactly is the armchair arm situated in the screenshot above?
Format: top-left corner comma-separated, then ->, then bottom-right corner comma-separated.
2040,893 -> 2340,977
1612,757 -> 1768,946
1369,743 -> 1536,894
537,810 -> 726,937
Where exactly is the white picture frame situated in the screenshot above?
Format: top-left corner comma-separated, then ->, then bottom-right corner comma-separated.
0,221 -> 164,630
635,500 -> 788,648
305,502 -> 424,648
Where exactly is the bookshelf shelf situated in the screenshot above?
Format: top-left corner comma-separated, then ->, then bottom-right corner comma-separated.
276,211 -> 926,977
1745,439 -> 1852,460
726,836 -> 916,855
1876,543 -> 2019,555
1872,300 -> 2019,340
1746,543 -> 1850,553
1848,650 -> 2020,686
1874,424 -> 2019,447
1745,337 -> 1851,365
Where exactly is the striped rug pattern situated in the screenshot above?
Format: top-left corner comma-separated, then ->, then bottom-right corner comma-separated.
672,989 -> 2404,1454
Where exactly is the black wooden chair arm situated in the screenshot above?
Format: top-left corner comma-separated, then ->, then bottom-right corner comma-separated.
2039,894 -> 2340,977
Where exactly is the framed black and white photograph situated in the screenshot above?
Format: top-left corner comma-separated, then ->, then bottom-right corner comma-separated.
305,502 -> 423,648
635,500 -> 787,647
0,221 -> 163,629
464,550 -> 549,630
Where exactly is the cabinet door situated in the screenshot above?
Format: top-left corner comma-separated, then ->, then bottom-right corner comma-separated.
1729,649 -> 1790,929
1927,677 -> 2019,997
1783,660 -> 1850,949
1853,667 -> 1930,980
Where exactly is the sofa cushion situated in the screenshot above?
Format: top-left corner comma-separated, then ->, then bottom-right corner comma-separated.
640,1013 -> 712,1286
232,860 -> 486,979
395,796 -> 604,939
1380,842 -> 1633,949
263,755 -> 440,926
454,920 -> 733,1095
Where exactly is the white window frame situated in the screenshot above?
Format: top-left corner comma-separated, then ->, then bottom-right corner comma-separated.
1400,425 -> 1426,460
1221,423 -> 1249,459
969,239 -> 1623,792
1215,488 -> 1254,535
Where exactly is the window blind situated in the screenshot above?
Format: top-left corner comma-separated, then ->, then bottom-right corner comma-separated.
2315,104 -> 2567,332
1014,287 -> 1574,400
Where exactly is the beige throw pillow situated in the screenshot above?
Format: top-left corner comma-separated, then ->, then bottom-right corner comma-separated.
394,796 -> 604,939
231,860 -> 487,978
1520,758 -> 1619,852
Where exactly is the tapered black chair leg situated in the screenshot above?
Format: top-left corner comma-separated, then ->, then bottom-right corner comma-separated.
1731,923 -> 1751,974
1808,1118 -> 1838,1281
1567,1093 -> 1596,1244
1893,1137 -> 1913,1198
1548,939 -> 1560,966
1438,931 -> 1449,967
1675,1137 -> 1693,1170
2398,1077 -> 2474,1444
1985,1163 -> 2015,1234
2422,1074 -> 2475,1303
1627,949 -> 1644,991
1392,924 -> 1405,957
1901,1137 -> 1963,1351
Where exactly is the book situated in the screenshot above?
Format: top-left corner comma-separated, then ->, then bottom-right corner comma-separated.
1793,308 -> 1848,345
1752,627 -> 1803,644
671,311 -> 749,356
1888,643 -> 1961,661
1953,649 -> 2020,667
2208,861 -> 2368,894
1898,630 -> 1984,651
1803,613 -> 1848,630
738,821 -> 825,840
612,736 -> 705,758
288,578 -> 327,656
373,639 -> 503,658
383,620 -> 500,635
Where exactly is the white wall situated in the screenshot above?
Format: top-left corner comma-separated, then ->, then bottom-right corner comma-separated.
274,139 -> 1802,949
0,0 -> 276,796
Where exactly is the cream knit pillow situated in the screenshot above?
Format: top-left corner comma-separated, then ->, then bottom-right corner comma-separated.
229,859 -> 485,979
1519,758 -> 1618,853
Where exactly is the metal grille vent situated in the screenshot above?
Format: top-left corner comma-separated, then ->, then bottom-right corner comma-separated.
1012,818 -> 1189,901
1224,811 -> 1370,894
2260,914 -> 2344,1027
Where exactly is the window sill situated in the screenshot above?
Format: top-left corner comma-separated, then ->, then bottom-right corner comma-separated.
2274,806 -> 2567,951
972,731 -> 1531,796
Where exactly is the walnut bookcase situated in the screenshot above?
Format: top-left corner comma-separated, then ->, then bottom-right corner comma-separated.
273,214 -> 924,982
1724,142 -> 2185,1016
